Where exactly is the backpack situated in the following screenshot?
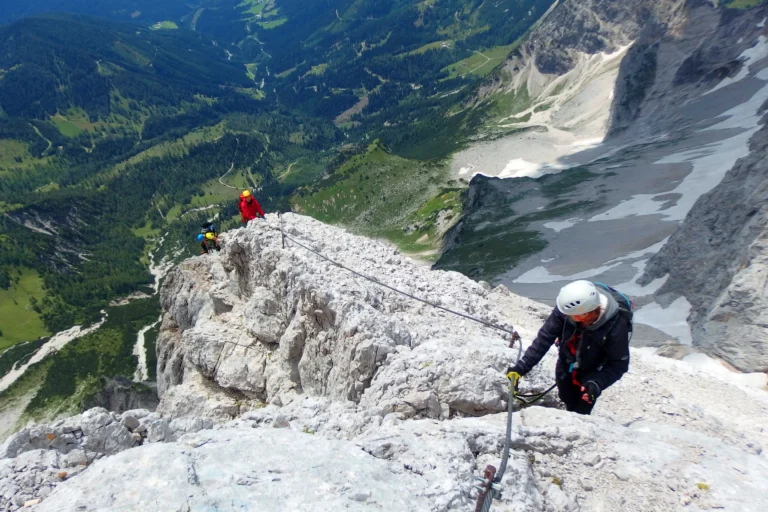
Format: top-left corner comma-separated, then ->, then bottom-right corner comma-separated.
201,222 -> 216,236
594,282 -> 634,331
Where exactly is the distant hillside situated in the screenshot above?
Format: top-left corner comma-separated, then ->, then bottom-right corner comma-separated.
0,2 -> 558,421
257,0 -> 556,155
0,3 -> 557,344
0,15 -> 251,120
0,14 -> 340,336
0,0 -> 195,26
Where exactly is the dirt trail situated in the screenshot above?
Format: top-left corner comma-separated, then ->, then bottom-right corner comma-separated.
218,162 -> 237,189
335,96 -> 369,124
31,125 -> 52,154
279,158 -> 304,180
460,50 -> 493,77
191,8 -> 204,31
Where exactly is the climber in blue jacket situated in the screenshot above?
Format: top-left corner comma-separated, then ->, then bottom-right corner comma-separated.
197,222 -> 221,254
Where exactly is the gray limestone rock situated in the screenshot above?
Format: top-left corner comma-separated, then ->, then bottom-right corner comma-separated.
146,420 -> 172,444
33,428 -> 438,511
62,451 -> 88,469
122,415 -> 140,432
583,453 -> 601,466
83,377 -> 159,415
155,214 -> 530,421
641,115 -> 768,372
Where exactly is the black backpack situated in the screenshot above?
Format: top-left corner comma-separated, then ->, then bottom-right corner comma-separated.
201,221 -> 217,236
595,282 -> 634,331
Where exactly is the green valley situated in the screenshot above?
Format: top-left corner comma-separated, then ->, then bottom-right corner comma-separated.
0,268 -> 49,350
0,1 -> 559,344
293,141 -> 462,256
0,1 -> 560,425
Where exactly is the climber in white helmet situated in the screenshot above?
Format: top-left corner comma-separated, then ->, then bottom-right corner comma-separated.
507,280 -> 632,415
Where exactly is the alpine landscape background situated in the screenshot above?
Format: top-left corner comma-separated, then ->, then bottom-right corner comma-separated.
0,0 -> 766,511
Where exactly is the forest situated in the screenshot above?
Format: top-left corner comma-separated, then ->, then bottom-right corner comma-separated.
0,1 -> 556,419
0,1 -> 558,338
263,0 -> 555,155
0,13 -> 347,333
0,15 -> 252,120
0,0 -> 196,25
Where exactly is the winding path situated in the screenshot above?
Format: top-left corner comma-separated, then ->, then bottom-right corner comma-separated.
31,125 -> 52,154
278,158 -> 304,180
460,51 -> 495,78
180,205 -> 219,218
191,8 -> 205,31
150,192 -> 166,219
218,162 -> 237,189
218,136 -> 241,189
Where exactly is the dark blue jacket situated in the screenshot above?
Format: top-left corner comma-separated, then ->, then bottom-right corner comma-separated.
516,295 -> 631,393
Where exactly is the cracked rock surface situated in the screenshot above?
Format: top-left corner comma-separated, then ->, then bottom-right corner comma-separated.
3,214 -> 768,511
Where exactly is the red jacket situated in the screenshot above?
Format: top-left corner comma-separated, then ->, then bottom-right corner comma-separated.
239,197 -> 265,222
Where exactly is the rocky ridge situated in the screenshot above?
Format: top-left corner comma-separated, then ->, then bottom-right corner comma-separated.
640,112 -> 768,371
0,407 -> 186,510
626,2 -> 768,371
154,214 -> 535,422
475,0 -> 686,112
1,214 -> 766,511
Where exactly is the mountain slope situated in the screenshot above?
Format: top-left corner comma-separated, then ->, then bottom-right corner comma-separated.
189,0 -> 558,156
0,0 -> 196,26
2,214 -> 767,511
450,0 -> 685,173
0,15 -> 251,120
639,113 -> 767,372
0,14 -> 344,426
434,0 -> 768,369
2,0 -> 766,446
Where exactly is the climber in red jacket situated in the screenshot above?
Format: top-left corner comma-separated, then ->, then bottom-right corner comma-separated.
238,190 -> 265,224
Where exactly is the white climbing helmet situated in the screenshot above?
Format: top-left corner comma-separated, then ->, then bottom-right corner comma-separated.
556,280 -> 600,316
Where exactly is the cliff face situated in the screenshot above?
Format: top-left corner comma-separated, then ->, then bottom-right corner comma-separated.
640,113 -> 768,371
519,0 -> 684,75
607,0 -> 767,137
476,0 -> 686,102
2,215 -> 768,511
610,1 -> 768,372
155,214 -> 539,422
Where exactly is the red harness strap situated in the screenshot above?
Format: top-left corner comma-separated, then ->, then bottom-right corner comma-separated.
564,334 -> 582,387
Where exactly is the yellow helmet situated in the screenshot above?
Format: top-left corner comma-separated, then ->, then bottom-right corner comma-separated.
205,232 -> 215,240
241,190 -> 251,198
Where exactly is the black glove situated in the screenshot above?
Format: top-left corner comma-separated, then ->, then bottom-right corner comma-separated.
581,381 -> 601,404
